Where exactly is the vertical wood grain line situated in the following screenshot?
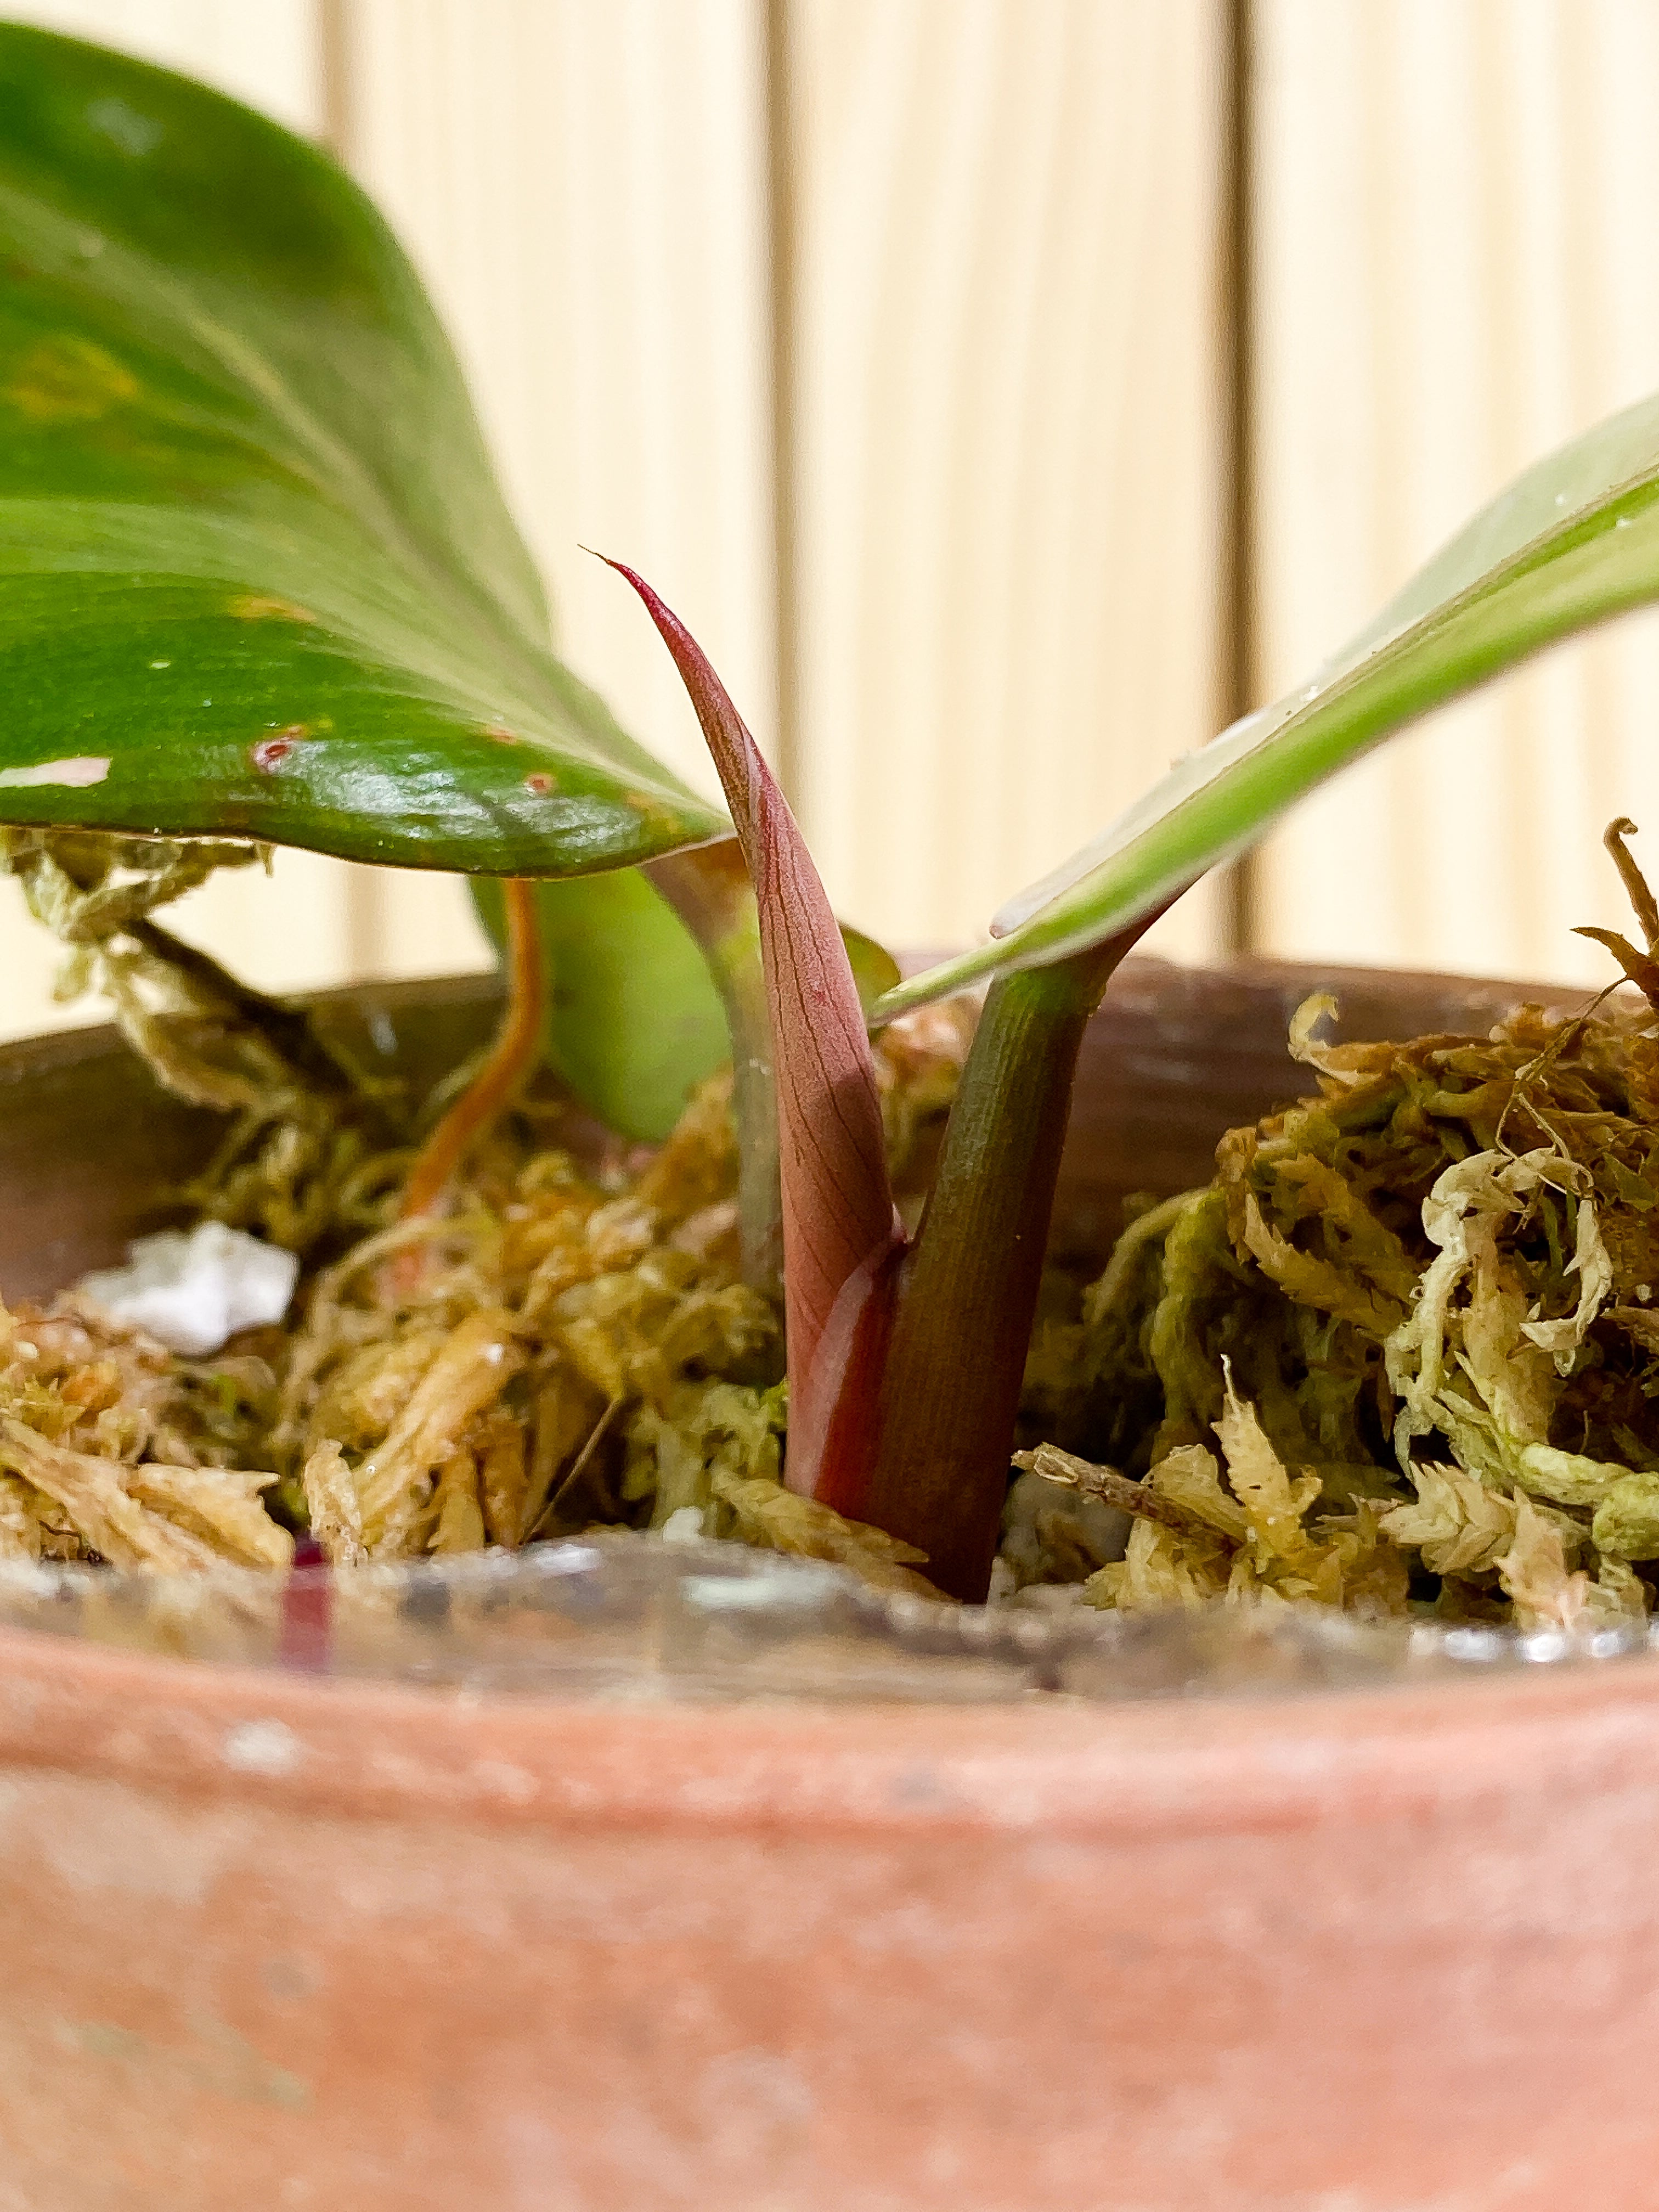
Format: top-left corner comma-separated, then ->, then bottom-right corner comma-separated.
1471,0 -> 1542,924
764,0 -> 802,806
1560,0 -> 1621,834
317,0 -> 352,155
1220,0 -> 1256,955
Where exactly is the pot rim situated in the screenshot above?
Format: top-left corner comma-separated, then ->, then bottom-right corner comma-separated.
2,1609 -> 1657,1833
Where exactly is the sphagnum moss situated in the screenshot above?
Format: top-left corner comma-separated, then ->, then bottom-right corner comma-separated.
9,826 -> 1659,1630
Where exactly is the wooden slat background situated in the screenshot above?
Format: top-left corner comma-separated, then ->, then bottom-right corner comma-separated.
341,0 -> 777,979
782,0 -> 1227,957
1249,0 -> 1659,985
1,0 -> 1655,1044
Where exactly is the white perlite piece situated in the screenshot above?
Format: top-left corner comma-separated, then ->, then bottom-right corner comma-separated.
77,1221 -> 299,1356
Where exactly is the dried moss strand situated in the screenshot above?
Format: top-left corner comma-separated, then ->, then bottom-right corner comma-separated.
1607,818 -> 1659,953
1013,1443 -> 1216,1539
128,918 -> 356,1098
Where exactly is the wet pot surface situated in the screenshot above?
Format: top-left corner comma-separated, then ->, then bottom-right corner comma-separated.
1,956 -> 1655,2212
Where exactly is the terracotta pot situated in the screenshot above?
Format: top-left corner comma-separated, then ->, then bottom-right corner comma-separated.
1,956 -> 1653,2212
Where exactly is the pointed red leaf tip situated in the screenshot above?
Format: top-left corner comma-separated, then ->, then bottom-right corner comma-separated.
597,556 -> 904,1509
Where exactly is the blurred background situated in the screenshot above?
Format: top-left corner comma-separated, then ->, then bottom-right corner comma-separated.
3,0 -> 1659,1041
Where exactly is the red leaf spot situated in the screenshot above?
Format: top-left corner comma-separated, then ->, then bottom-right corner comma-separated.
523,771 -> 556,795
252,733 -> 299,770
483,723 -> 520,746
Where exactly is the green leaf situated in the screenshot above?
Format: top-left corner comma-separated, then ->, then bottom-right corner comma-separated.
0,25 -> 724,872
471,866 -> 901,1144
472,870 -> 728,1144
874,393 -> 1659,1023
843,925 -> 903,1009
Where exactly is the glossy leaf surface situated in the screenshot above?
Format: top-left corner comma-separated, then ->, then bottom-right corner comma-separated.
0,26 -> 724,871
876,394 -> 1659,1022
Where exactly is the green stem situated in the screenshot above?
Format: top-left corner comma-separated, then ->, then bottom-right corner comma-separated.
861,940 -> 1128,1600
645,843 -> 782,1296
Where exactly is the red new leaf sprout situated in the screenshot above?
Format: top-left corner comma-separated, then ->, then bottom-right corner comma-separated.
599,560 -> 905,1510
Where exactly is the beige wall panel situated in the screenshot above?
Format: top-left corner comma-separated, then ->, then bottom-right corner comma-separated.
0,1 -> 362,1042
2,0 -> 322,128
340,0 -> 775,980
1252,0 -> 1659,986
785,0 -> 1229,957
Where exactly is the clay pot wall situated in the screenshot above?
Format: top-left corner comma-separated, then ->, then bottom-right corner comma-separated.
0,958 -> 1644,2212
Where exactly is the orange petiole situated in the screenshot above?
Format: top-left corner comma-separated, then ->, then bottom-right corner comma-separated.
391,877 -> 544,1294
